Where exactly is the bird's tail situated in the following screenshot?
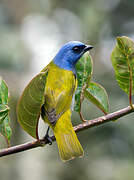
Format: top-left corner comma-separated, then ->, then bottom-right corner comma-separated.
52,109 -> 84,162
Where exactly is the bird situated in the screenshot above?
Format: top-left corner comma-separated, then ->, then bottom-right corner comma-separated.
40,41 -> 93,161
17,41 -> 93,162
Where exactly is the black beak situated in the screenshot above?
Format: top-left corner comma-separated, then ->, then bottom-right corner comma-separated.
84,45 -> 94,52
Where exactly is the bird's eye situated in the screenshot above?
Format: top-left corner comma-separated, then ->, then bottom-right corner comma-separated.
72,46 -> 81,53
72,45 -> 86,53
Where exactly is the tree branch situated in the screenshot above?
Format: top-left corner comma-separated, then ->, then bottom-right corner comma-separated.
0,105 -> 134,157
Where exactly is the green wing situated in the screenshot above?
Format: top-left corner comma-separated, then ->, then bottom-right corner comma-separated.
17,70 -> 48,139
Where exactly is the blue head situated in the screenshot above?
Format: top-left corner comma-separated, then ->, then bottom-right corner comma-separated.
53,41 -> 93,73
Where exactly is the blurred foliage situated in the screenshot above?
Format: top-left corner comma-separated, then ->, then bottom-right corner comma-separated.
0,0 -> 134,180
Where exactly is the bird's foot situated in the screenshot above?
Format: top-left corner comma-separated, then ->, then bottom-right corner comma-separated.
44,126 -> 52,145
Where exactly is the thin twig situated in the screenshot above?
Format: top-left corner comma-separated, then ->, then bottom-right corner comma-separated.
79,84 -> 87,122
128,66 -> 133,108
79,111 -> 87,122
0,105 -> 134,158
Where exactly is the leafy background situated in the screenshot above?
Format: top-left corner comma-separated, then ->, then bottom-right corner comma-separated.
1,0 -> 134,180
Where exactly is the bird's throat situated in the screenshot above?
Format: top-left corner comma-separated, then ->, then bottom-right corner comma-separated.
53,59 -> 76,74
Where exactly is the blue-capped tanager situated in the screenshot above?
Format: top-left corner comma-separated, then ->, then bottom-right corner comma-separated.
18,41 -> 93,162
41,41 -> 93,161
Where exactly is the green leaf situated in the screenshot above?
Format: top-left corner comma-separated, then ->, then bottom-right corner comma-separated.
0,116 -> 12,146
0,77 -> 11,145
0,77 -> 8,104
111,36 -> 134,95
17,71 -> 48,139
74,52 -> 93,112
0,104 -> 9,124
84,82 -> 109,114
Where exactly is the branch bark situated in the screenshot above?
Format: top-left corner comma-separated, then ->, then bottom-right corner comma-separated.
0,105 -> 134,157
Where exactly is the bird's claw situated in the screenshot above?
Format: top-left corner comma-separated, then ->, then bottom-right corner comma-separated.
44,126 -> 52,145
45,135 -> 52,145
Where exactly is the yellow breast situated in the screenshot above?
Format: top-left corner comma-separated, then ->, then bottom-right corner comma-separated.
44,62 -> 76,116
